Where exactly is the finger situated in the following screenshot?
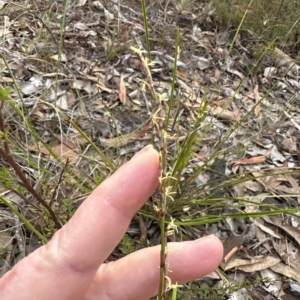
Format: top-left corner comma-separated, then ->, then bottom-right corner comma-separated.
86,235 -> 223,300
57,145 -> 159,269
0,145 -> 159,300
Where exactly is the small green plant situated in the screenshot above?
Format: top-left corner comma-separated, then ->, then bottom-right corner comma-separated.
120,234 -> 135,255
138,1 -> 300,299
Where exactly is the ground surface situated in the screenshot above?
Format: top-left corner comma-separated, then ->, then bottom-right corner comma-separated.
0,0 -> 300,299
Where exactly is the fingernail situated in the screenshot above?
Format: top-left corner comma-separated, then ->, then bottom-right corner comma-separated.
133,144 -> 154,159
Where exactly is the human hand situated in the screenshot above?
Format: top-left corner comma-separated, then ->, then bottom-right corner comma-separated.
0,145 -> 223,300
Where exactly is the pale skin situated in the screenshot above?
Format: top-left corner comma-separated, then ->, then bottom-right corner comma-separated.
0,145 -> 223,300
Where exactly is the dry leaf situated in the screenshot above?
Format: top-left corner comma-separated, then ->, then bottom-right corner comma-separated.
29,143 -> 80,165
76,0 -> 87,6
50,53 -> 68,62
255,220 -> 282,239
271,262 -> 300,282
233,156 -> 267,166
197,57 -> 211,70
237,256 -> 281,272
177,69 -> 190,82
223,256 -> 267,271
230,147 -> 273,173
209,104 -> 240,122
119,73 -> 127,105
265,216 -> 300,246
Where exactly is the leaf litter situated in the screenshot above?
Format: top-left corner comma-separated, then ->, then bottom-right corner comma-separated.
0,0 -> 300,298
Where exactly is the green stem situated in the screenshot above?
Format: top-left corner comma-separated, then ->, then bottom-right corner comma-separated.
166,27 -> 180,128
158,211 -> 166,299
141,0 -> 151,61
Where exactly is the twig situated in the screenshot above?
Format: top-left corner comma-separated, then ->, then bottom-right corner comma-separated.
0,148 -> 62,229
0,100 -> 62,229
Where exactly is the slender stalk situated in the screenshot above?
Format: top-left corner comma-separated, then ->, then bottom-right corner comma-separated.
133,9 -> 179,297
141,0 -> 151,60
153,54 -> 170,300
130,45 -> 170,300
166,27 -> 180,128
157,145 -> 168,299
171,284 -> 178,300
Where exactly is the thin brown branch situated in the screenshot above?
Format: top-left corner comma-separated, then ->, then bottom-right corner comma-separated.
0,100 -> 62,228
0,148 -> 62,229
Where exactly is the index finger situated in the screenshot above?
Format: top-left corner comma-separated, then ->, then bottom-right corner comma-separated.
58,144 -> 159,269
